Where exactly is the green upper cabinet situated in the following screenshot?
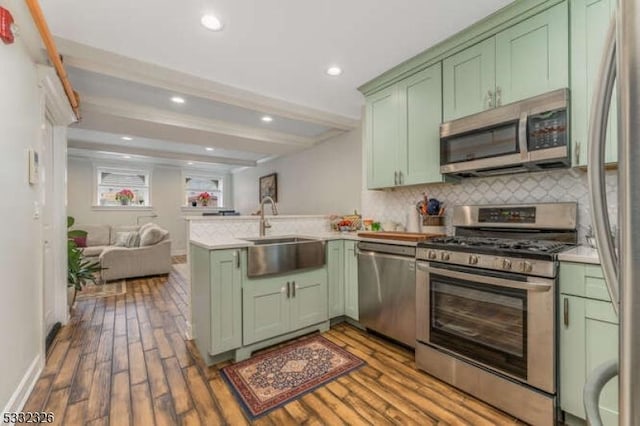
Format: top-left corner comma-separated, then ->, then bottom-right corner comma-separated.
571,0 -> 618,166
366,86 -> 398,189
366,63 -> 444,189
443,38 -> 496,121
442,2 -> 568,121
495,2 -> 569,105
397,64 -> 444,186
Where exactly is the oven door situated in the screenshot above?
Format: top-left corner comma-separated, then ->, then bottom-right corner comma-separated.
416,261 -> 555,394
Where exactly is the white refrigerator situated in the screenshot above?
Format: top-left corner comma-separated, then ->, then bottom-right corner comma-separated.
586,0 -> 640,424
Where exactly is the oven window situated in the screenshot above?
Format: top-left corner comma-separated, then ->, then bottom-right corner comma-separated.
441,122 -> 519,164
430,274 -> 527,380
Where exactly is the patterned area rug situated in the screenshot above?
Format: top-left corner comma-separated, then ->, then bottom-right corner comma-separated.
221,334 -> 365,419
76,280 -> 127,300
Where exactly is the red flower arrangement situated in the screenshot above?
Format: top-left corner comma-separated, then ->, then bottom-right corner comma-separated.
115,189 -> 135,202
198,192 -> 211,206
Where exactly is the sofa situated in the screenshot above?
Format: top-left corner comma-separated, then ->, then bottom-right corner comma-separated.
73,223 -> 172,282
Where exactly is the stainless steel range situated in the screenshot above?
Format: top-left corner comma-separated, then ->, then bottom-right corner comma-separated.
415,202 -> 577,426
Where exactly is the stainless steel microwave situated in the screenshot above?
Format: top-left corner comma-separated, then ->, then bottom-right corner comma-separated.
440,89 -> 570,178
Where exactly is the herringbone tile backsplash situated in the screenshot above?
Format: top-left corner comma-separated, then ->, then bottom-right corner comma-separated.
361,169 -> 618,243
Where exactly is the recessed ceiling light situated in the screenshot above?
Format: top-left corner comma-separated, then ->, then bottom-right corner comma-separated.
187,162 -> 194,165
205,147 -> 215,151
326,66 -> 343,77
261,116 -> 273,123
123,155 -> 131,159
171,96 -> 186,104
201,14 -> 223,31
121,136 -> 133,141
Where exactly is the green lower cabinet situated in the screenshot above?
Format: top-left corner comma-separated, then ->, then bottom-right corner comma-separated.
243,267 -> 328,346
190,246 -> 242,359
560,263 -> 619,425
344,240 -> 359,321
290,270 -> 329,329
327,240 -> 345,318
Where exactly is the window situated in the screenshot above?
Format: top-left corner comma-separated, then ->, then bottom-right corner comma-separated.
184,173 -> 223,207
96,167 -> 150,207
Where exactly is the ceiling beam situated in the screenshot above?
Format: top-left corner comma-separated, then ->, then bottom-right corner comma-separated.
80,95 -> 315,148
56,38 -> 360,131
68,140 -> 257,167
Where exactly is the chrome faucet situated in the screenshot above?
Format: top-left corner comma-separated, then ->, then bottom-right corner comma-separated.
259,196 -> 279,236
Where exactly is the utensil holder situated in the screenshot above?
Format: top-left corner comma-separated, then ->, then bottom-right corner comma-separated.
422,215 -> 444,226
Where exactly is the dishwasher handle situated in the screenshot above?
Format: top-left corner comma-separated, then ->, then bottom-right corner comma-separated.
358,249 -> 416,263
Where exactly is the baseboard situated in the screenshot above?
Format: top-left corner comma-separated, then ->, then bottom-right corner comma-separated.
171,249 -> 187,256
2,354 -> 44,417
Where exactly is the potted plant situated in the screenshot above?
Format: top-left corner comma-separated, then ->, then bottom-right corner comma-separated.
115,189 -> 135,206
67,217 -> 103,309
198,192 -> 211,207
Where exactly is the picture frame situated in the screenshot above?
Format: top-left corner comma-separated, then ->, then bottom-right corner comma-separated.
259,173 -> 278,202
28,149 -> 39,185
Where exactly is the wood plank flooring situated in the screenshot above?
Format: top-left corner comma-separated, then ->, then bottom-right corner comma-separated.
23,260 -> 523,425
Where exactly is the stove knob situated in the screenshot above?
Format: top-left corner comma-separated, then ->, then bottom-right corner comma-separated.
502,259 -> 512,270
521,261 -> 533,273
440,252 -> 450,261
428,250 -> 437,260
468,255 -> 479,265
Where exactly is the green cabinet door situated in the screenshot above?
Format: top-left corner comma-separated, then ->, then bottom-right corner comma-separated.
397,63 -> 444,185
243,276 -> 289,345
571,0 -> 618,166
327,240 -> 345,318
366,86 -> 399,189
560,292 -> 619,425
443,37 -> 496,121
290,268 -> 328,330
344,240 -> 359,321
495,2 -> 568,106
210,249 -> 243,355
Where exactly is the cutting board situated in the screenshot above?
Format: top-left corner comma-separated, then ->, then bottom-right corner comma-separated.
357,231 -> 445,242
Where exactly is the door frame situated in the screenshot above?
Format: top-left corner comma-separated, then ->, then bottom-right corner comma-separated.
37,66 -> 76,352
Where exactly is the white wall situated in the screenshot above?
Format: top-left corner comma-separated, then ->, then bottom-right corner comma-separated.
0,0 -> 48,412
67,158 -> 233,253
232,126 -> 362,215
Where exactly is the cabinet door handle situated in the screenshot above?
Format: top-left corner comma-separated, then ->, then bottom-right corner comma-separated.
575,141 -> 581,164
292,281 -> 296,298
399,171 -> 403,185
487,90 -> 494,108
496,86 -> 502,106
286,282 -> 290,298
563,298 -> 569,327
236,250 -> 240,268
394,171 -> 398,185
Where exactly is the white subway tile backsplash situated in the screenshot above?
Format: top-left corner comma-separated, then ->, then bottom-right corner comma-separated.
361,169 -> 617,243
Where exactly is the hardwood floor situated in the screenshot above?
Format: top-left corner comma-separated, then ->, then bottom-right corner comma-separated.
23,261 -> 522,425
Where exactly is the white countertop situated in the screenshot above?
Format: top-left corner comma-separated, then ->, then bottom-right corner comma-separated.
558,245 -> 600,264
189,232 -> 422,250
184,214 -> 328,221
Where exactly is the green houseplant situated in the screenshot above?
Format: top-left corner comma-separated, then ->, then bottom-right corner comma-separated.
67,217 -> 103,308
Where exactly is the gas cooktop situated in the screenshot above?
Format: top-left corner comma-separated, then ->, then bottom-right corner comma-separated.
419,236 -> 572,256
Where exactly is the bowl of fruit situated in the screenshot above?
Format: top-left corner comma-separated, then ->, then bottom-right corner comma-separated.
337,219 -> 352,232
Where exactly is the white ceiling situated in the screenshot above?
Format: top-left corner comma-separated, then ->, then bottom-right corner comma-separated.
41,0 -> 513,168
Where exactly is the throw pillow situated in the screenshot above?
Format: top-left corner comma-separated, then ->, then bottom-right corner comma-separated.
72,236 -> 87,248
114,231 -> 141,248
139,222 -> 155,234
140,225 -> 169,246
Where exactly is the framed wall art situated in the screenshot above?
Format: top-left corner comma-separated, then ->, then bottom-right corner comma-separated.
259,173 -> 278,202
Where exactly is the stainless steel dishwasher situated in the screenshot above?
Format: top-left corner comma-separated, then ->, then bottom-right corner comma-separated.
357,241 -> 416,348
